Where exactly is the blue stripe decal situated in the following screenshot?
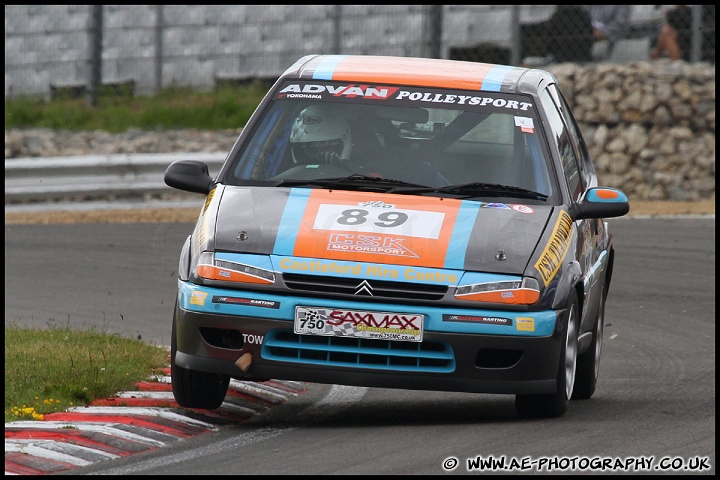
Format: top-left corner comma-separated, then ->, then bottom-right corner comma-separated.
312,55 -> 349,80
273,188 -> 310,255
481,65 -> 515,92
444,201 -> 480,269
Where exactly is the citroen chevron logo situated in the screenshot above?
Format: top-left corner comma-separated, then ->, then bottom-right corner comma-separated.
354,280 -> 374,296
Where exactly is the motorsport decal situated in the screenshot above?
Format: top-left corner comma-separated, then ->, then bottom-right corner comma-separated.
276,82 -> 534,113
443,314 -> 513,326
284,189 -> 463,268
212,296 -> 280,309
534,210 -> 575,287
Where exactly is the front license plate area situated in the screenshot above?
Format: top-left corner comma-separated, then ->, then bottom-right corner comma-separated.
294,306 -> 424,343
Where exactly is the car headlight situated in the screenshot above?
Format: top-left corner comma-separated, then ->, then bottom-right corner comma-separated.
194,251 -> 275,284
454,277 -> 540,305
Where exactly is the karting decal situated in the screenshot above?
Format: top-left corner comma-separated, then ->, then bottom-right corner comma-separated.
516,317 -> 535,332
212,296 -> 280,309
288,190 -> 462,268
443,314 -> 513,326
534,210 -> 575,287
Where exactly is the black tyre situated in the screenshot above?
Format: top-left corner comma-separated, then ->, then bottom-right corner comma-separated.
572,283 -> 606,400
516,291 -> 579,418
171,306 -> 230,409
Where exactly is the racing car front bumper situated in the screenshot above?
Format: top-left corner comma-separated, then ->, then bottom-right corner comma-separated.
173,302 -> 565,396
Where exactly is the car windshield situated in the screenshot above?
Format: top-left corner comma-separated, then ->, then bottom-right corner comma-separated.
226,80 -> 555,200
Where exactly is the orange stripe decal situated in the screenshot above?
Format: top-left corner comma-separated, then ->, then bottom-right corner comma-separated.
325,56 -> 499,90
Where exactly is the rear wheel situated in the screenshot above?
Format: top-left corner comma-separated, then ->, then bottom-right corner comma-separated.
573,284 -> 606,400
171,305 -> 230,409
516,291 -> 579,418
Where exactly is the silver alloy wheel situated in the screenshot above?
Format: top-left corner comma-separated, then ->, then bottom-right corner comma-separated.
593,293 -> 605,380
564,302 -> 578,400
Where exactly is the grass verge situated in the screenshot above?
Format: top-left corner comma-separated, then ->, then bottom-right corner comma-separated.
5,83 -> 268,132
4,323 -> 169,423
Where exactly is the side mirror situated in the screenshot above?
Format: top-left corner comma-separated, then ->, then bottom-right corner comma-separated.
164,160 -> 214,195
571,187 -> 630,220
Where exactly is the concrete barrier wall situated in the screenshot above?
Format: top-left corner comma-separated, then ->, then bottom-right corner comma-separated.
5,5 -> 671,98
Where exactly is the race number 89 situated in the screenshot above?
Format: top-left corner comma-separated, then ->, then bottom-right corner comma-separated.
314,203 -> 444,239
336,209 -> 408,228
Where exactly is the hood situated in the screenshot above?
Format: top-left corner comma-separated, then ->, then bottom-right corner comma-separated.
213,186 -> 554,274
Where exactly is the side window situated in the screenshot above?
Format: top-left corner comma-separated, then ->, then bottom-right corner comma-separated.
549,85 -> 596,181
539,89 -> 583,202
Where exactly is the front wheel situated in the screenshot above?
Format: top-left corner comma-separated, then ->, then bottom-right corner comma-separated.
573,283 -> 606,400
171,304 -> 230,409
516,291 -> 579,418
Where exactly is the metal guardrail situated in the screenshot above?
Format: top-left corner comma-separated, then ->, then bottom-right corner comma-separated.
4,153 -> 226,206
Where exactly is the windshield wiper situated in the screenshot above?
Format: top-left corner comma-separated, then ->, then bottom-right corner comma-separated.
275,174 -> 430,191
389,182 -> 549,200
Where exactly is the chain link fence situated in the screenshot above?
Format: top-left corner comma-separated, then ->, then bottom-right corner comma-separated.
5,5 -> 715,102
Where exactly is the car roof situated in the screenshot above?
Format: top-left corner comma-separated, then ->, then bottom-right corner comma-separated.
281,54 -> 555,95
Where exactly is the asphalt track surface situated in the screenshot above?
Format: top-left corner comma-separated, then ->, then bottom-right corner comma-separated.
4,215 -> 716,475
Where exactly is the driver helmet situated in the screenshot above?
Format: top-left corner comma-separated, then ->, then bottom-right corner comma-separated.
290,105 -> 352,164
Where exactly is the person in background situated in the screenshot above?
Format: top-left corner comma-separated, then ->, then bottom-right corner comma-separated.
548,5 -> 595,62
650,5 -> 715,63
520,5 -> 594,64
583,5 -> 632,59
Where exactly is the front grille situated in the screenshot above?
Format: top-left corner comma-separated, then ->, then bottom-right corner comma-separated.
262,329 -> 455,373
282,273 -> 448,301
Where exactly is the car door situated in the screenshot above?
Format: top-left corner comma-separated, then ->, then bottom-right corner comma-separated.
539,85 -> 602,334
